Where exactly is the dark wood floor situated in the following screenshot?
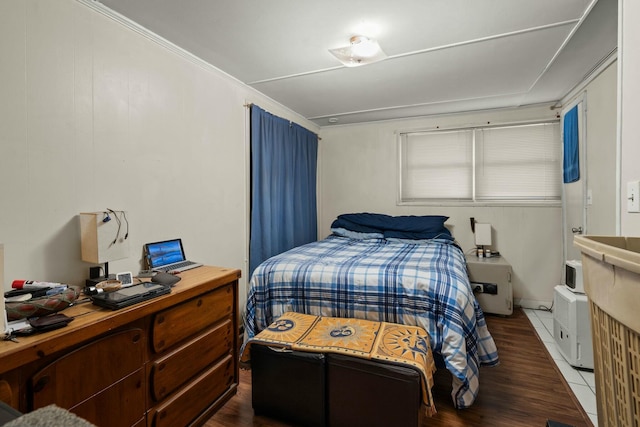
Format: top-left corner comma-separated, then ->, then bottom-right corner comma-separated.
205,309 -> 593,427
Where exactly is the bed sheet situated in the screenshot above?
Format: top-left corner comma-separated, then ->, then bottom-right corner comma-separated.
243,235 -> 499,408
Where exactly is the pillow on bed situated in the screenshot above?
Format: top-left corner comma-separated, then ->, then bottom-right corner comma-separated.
330,215 -> 383,233
386,237 -> 452,244
332,213 -> 452,240
384,228 -> 453,240
331,227 -> 384,240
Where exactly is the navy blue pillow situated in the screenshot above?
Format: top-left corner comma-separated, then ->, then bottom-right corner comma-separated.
331,213 -> 452,240
330,215 -> 383,233
384,228 -> 452,240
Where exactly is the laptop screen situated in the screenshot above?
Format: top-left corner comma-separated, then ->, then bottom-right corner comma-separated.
145,239 -> 186,268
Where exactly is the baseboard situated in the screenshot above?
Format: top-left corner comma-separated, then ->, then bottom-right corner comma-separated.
515,298 -> 553,311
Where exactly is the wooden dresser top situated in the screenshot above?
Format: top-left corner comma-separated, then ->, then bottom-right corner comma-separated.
0,266 -> 240,374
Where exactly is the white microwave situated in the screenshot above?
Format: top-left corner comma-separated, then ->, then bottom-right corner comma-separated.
565,260 -> 584,294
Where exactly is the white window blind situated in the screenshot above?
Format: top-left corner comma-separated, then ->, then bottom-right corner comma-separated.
401,130 -> 473,201
399,122 -> 561,203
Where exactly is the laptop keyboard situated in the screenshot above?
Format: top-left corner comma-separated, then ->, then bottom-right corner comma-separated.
156,261 -> 197,272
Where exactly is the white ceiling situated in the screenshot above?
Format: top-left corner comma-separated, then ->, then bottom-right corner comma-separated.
96,0 -> 617,127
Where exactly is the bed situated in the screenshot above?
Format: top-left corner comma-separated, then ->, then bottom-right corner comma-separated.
243,213 -> 499,409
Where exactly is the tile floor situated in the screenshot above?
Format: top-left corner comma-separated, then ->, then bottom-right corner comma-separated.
522,308 -> 598,426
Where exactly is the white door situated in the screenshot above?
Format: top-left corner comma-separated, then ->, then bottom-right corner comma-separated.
562,99 -> 587,263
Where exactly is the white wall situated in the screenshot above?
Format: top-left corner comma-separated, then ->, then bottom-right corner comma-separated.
0,0 -> 319,312
319,105 -> 563,308
319,81 -> 618,308
584,62 -> 618,235
620,0 -> 640,235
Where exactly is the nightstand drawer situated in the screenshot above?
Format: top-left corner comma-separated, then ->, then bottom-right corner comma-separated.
150,319 -> 233,401
151,284 -> 234,352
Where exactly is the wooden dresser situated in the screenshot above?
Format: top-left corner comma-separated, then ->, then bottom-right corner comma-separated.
0,265 -> 240,427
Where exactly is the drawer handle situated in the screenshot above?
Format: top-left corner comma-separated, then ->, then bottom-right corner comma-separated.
157,315 -> 165,324
33,376 -> 50,393
132,333 -> 141,343
197,299 -> 203,307
157,339 -> 165,349
157,362 -> 166,372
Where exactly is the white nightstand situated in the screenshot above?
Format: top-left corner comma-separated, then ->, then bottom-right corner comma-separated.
465,254 -> 513,315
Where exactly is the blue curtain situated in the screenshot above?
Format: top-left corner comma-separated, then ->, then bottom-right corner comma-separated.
563,105 -> 580,183
249,105 -> 318,276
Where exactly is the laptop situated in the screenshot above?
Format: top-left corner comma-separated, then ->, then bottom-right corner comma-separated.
91,282 -> 171,310
144,238 -> 203,273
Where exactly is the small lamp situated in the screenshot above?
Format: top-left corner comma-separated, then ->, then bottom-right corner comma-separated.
475,223 -> 492,248
80,211 -> 130,285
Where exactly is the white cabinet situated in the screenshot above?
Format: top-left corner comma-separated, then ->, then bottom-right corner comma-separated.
553,285 -> 593,369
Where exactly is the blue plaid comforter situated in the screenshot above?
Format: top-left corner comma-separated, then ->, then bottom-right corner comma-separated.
243,235 -> 499,408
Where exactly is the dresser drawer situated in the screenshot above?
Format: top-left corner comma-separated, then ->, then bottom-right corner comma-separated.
31,328 -> 145,410
71,369 -> 145,427
149,319 -> 233,401
151,284 -> 233,353
148,354 -> 235,427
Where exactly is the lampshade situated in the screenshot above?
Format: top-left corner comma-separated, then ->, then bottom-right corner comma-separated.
475,223 -> 492,247
329,35 -> 387,67
80,211 -> 129,264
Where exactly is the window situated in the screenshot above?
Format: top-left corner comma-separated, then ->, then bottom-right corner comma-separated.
399,122 -> 561,204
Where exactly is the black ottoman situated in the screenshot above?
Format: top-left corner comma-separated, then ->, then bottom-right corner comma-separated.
250,345 -> 424,427
326,353 -> 423,427
251,344 -> 326,427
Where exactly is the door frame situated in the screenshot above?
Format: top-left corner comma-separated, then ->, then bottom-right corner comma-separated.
561,94 -> 588,264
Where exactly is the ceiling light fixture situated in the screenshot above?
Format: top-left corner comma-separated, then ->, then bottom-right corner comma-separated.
329,35 -> 386,67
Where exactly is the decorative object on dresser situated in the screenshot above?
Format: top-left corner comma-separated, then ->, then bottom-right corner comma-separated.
5,287 -> 79,321
79,210 -> 130,286
0,265 -> 240,427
